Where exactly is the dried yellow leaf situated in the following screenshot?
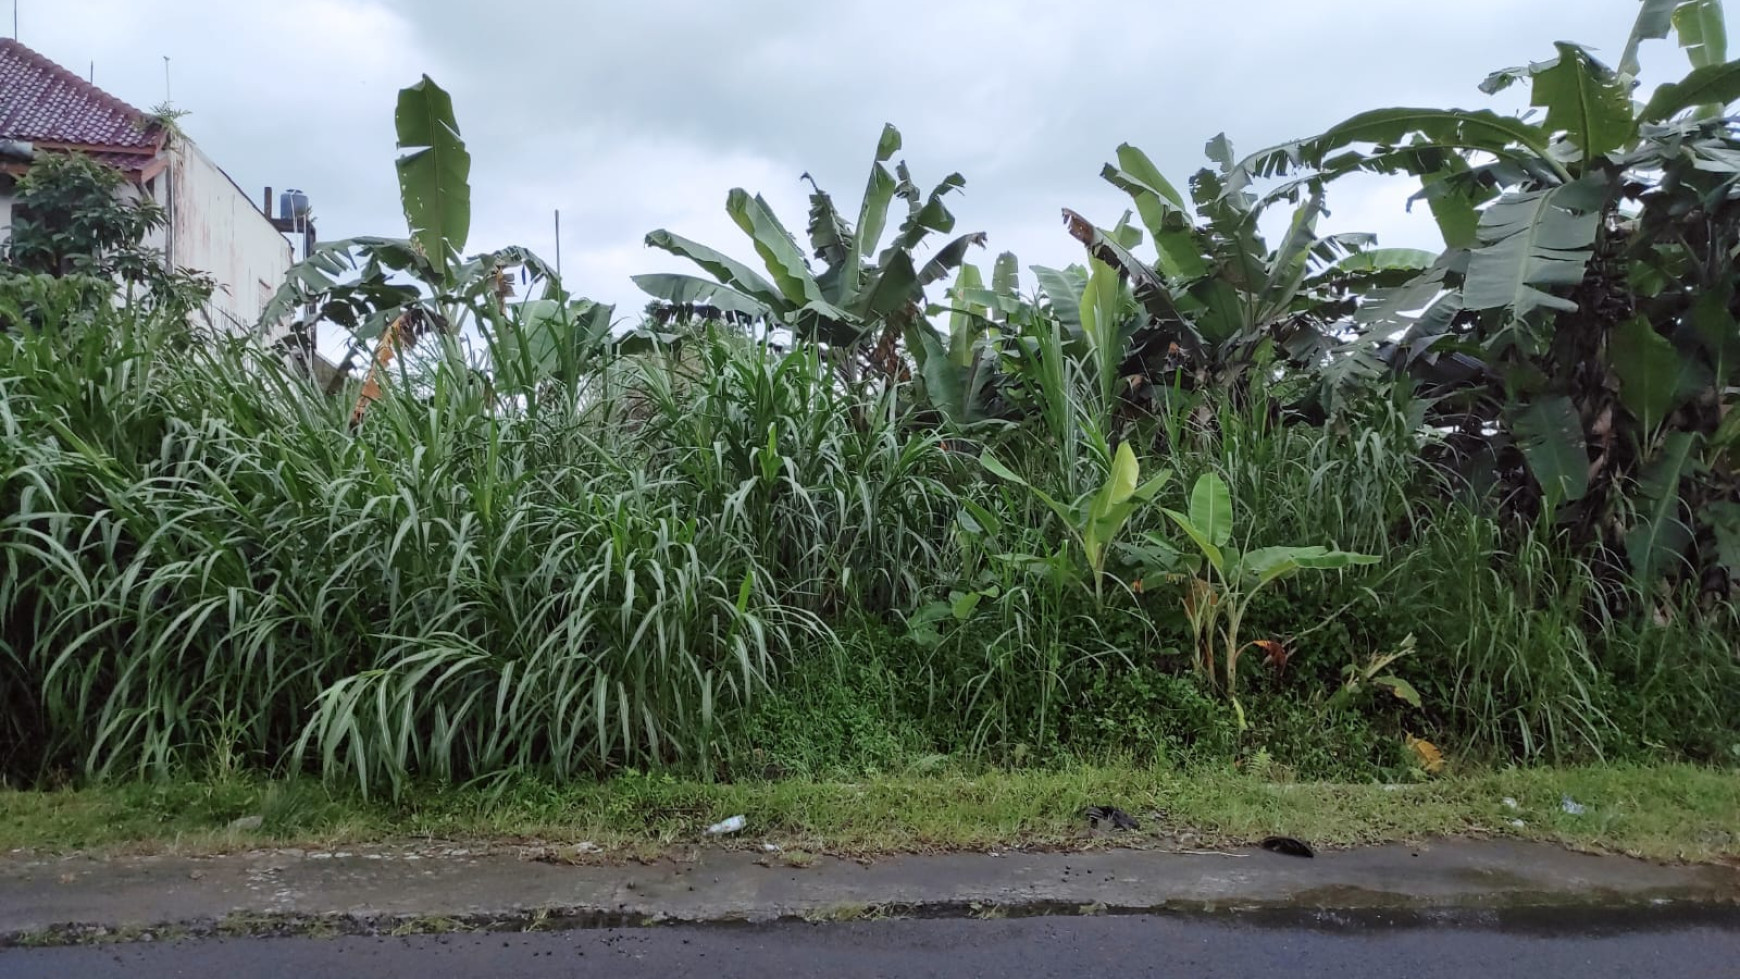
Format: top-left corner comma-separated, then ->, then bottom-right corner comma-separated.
1406,735 -> 1445,774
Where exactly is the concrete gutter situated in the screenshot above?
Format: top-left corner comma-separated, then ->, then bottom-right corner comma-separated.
3,840 -> 1737,944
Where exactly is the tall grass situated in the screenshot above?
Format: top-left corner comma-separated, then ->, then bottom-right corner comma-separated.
1397,506 -> 1740,763
1403,511 -> 1616,760
0,309 -> 961,793
3,300 -> 1735,791
624,330 -> 960,616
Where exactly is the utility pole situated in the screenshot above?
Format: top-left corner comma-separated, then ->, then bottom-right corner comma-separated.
162,55 -> 171,103
13,1 -> 19,41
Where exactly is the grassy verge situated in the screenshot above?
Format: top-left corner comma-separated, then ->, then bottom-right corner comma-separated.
3,764 -> 1735,864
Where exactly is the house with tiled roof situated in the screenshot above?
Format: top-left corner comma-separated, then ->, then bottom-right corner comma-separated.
0,37 -> 296,337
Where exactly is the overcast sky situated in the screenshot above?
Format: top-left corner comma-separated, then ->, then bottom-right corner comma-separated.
14,0 -> 1721,320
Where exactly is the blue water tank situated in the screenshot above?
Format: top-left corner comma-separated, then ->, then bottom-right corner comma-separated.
279,189 -> 310,221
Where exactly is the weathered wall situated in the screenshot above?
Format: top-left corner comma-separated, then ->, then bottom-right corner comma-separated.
166,139 -> 292,340
0,174 -> 14,249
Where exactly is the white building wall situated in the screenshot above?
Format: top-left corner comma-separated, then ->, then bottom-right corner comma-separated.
137,176 -> 166,255
165,138 -> 293,341
0,176 -> 14,250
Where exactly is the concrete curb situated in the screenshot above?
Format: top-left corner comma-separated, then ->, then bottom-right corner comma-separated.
4,840 -> 1737,944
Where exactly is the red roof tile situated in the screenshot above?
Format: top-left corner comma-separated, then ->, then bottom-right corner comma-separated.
0,38 -> 162,156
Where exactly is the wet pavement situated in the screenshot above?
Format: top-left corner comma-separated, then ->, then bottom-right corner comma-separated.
4,907 -> 1738,978
5,840 -> 1737,940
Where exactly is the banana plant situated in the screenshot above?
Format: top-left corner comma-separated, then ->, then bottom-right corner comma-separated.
1157,472 -> 1379,726
1064,139 -> 1432,422
979,441 -> 1170,606
905,252 -> 1022,429
636,124 -> 986,381
261,76 -> 611,400
1219,1 -> 1740,589
910,228 -> 1150,441
1327,635 -> 1423,713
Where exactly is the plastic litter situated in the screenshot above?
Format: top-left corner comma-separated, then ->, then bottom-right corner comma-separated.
706,815 -> 747,835
1502,797 -> 1519,810
1560,795 -> 1587,816
1509,819 -> 1526,828
760,843 -> 781,853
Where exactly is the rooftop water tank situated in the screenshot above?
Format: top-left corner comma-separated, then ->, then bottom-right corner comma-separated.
279,189 -> 311,222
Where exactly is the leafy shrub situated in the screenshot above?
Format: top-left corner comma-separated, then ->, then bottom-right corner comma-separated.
727,627 -> 938,780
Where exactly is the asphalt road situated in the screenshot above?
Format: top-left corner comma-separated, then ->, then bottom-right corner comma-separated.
4,909 -> 1739,979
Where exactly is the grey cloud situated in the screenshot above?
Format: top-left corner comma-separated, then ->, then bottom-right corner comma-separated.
18,1 -> 1696,316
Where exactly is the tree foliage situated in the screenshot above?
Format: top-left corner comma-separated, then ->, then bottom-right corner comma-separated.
1,152 -> 213,323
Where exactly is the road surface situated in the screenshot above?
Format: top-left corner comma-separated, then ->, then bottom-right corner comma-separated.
4,908 -> 1738,978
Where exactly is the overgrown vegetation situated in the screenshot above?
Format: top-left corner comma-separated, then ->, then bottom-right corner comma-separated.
2,3 -> 1738,801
